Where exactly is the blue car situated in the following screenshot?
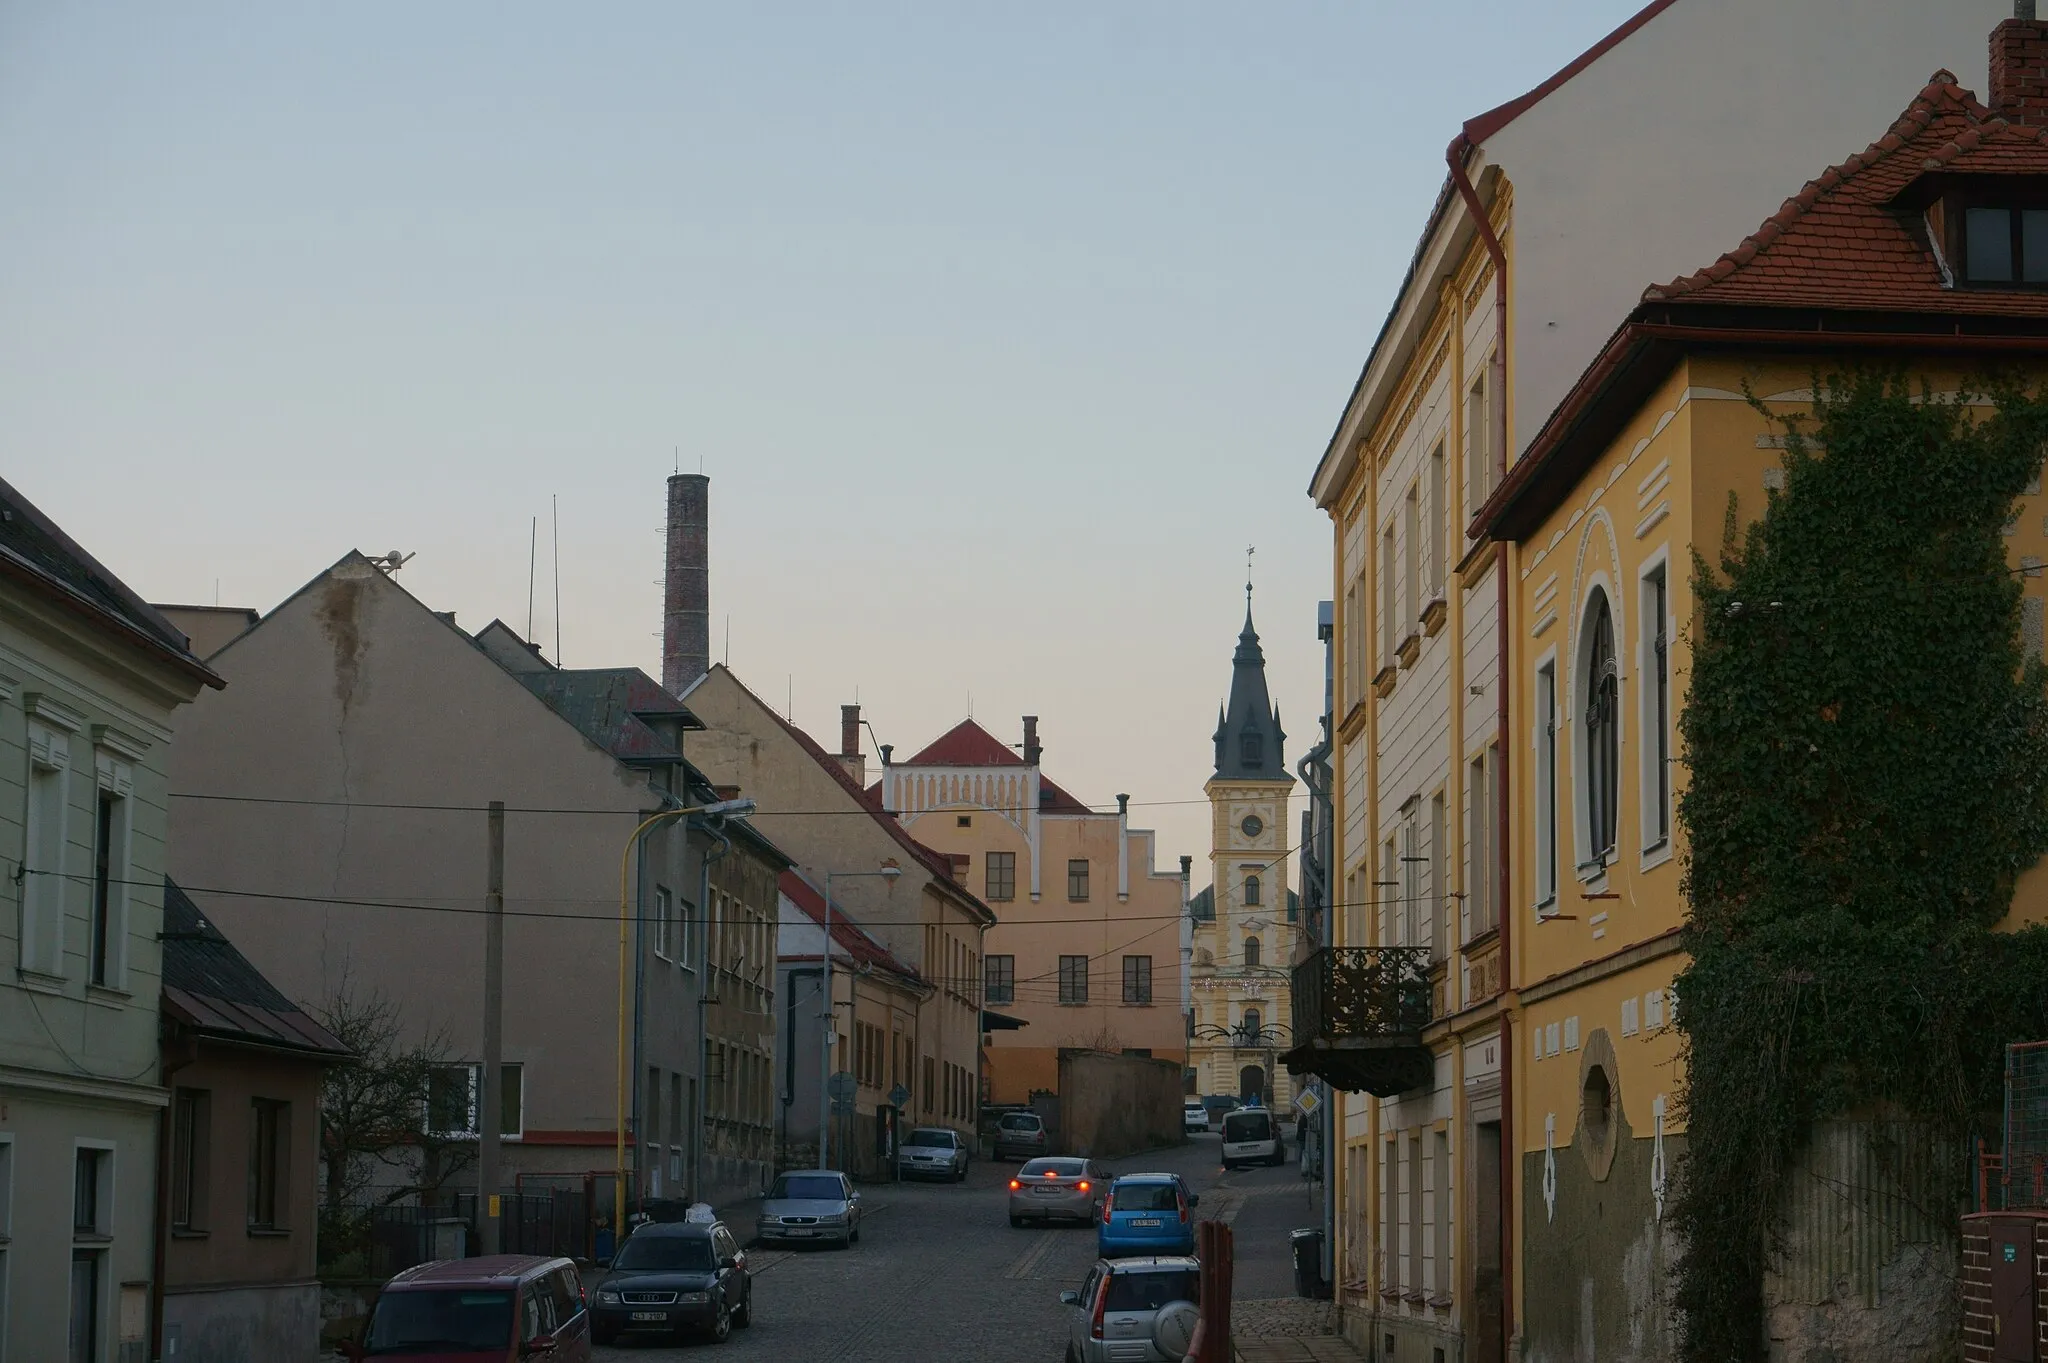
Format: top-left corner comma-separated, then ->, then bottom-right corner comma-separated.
1097,1173 -> 1197,1258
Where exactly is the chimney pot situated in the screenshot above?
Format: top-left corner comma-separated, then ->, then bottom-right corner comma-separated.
880,743 -> 894,767
1991,13 -> 2048,126
1022,715 -> 1041,767
1116,793 -> 1130,816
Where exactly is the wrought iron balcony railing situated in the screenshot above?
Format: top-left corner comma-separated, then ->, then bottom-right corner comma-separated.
1283,947 -> 1434,1096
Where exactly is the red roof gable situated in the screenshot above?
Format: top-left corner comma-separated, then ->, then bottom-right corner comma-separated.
1643,72 -> 2048,316
778,870 -> 925,984
901,718 -> 1023,767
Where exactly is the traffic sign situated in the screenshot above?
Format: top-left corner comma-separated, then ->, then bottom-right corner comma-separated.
1294,1089 -> 1322,1117
887,1083 -> 910,1109
827,1071 -> 857,1101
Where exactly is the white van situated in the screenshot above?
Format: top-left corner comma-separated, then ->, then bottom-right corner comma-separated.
1220,1107 -> 1282,1170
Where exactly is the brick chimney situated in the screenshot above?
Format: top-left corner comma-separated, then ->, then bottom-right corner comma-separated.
1022,715 -> 1041,766
1992,5 -> 2048,127
838,704 -> 865,786
662,473 -> 710,695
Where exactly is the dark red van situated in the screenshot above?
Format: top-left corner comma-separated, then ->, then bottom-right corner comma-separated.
342,1255 -> 592,1363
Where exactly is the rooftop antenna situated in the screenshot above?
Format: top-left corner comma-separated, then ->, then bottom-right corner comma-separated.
551,495 -> 561,665
213,577 -> 220,607
723,615 -> 730,667
525,516 -> 537,640
787,675 -> 793,721
674,446 -> 680,474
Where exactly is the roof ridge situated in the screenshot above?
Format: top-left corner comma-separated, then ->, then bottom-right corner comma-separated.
1643,71 -> 1990,304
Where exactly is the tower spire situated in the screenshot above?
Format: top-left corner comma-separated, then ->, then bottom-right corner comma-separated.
1212,567 -> 1293,785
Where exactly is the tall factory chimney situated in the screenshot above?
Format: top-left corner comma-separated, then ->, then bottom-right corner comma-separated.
663,473 -> 710,694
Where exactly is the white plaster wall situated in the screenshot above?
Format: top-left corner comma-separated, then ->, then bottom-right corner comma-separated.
1484,0 -> 2014,456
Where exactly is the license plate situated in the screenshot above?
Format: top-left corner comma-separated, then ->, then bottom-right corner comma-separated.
631,1311 -> 667,1321
1033,1186 -> 1061,1196
787,1228 -> 814,1237
1131,1218 -> 1162,1227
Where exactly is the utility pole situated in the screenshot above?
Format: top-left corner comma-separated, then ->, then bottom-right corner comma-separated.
479,801 -> 505,1254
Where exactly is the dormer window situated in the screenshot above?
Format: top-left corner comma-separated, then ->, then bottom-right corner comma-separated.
1240,732 -> 1263,767
1964,205 -> 2048,283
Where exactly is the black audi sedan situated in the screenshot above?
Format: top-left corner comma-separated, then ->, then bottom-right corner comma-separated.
591,1217 -> 752,1345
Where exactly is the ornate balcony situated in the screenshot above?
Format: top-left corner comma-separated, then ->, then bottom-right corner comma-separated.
1282,947 -> 1434,1096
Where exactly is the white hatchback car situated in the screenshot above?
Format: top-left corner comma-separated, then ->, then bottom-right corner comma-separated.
1182,1102 -> 1209,1134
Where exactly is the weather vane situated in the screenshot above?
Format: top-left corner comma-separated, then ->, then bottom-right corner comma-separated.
1246,544 -> 1256,605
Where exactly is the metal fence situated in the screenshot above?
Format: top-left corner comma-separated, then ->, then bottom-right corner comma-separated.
345,1183 -> 594,1279
2003,1040 -> 2048,1209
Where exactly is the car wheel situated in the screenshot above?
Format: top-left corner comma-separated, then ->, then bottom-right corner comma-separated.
732,1283 -> 753,1329
593,1325 -> 619,1347
851,1222 -> 862,1244
707,1298 -> 732,1343
1010,1213 -> 1025,1228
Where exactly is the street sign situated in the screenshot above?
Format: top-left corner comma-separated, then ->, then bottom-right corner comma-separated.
1295,1089 -> 1322,1117
887,1083 -> 910,1109
830,1096 -> 855,1115
827,1071 -> 857,1101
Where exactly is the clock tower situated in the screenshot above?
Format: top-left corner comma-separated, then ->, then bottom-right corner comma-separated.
1189,588 -> 1298,1108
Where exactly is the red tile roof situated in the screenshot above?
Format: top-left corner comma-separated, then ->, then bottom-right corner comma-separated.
778,870 -> 925,985
873,717 -> 1097,816
1643,72 -> 2048,317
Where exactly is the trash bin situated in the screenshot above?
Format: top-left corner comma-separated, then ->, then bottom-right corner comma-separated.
1290,1227 -> 1326,1299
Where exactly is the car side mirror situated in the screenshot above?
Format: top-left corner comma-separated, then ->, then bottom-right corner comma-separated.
595,1256 -> 611,1269
720,1255 -> 739,1270
520,1335 -> 558,1358
850,1191 -> 861,1201
1059,1291 -> 1080,1306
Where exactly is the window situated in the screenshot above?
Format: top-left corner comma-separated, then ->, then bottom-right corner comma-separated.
1122,955 -> 1153,1004
956,814 -> 972,828
1468,370 -> 1493,514
74,1146 -> 109,1236
1428,792 -> 1448,961
1241,731 -> 1264,768
171,1089 -> 210,1232
985,955 -> 1015,1004
1583,592 -> 1620,865
652,885 -> 672,961
90,791 -> 116,986
1961,205 -> 2048,284
69,1249 -> 101,1363
1403,483 -> 1421,632
1243,873 -> 1262,907
1468,751 -> 1496,938
1058,955 -> 1089,1004
1429,442 -> 1447,596
1536,660 -> 1558,908
1067,859 -> 1090,902
1642,565 -> 1671,850
1401,802 -> 1424,949
23,720 -> 71,978
1381,524 -> 1398,666
426,1064 -> 524,1137
1243,937 -> 1261,969
1406,1133 -> 1423,1298
1344,582 -> 1365,708
984,851 -> 1015,902
923,1056 -> 936,1114
248,1099 -> 288,1231
1432,1129 -> 1451,1297
1243,1007 -> 1262,1041
679,896 -> 698,971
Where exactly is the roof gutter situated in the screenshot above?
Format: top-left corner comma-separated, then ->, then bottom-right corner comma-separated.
1448,128 -> 1516,1362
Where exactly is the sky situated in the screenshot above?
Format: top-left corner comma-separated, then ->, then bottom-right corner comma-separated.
0,1 -> 1647,875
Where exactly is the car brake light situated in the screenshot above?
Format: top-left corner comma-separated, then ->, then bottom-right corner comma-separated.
1009,1179 -> 1020,1190
1102,1196 -> 1113,1225
1077,1181 -> 1090,1192
1179,1192 -> 1190,1225
1090,1280 -> 1107,1340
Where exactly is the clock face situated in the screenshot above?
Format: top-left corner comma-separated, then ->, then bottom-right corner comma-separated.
1240,814 -> 1264,839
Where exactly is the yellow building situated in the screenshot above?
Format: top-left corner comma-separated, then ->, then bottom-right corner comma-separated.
1190,594 -> 1300,1108
872,713 -> 1189,1104
1470,53 -> 2048,1361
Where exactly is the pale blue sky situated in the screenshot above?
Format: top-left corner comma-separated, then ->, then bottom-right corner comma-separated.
1,1 -> 1643,870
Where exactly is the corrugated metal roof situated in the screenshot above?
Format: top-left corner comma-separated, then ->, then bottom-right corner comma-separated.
516,668 -> 690,766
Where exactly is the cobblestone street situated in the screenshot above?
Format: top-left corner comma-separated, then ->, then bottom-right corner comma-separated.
592,1132 -> 1316,1362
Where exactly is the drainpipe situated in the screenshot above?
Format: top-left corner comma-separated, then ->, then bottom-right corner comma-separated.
150,1030 -> 200,1363
692,818 -> 731,1202
1449,128 -> 1515,1358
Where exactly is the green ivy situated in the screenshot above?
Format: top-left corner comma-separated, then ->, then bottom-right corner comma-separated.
1670,369 -> 2048,1362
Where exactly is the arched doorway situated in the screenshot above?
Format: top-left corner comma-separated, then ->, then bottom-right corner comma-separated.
1238,1064 -> 1267,1105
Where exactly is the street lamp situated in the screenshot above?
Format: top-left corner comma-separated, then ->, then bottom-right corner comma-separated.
614,797 -> 755,1246
819,863 -> 901,1170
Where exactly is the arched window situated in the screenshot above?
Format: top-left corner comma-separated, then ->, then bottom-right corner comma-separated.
1243,874 -> 1262,907
1583,591 -> 1620,861
1243,936 -> 1261,968
1243,1008 -> 1262,1041
1241,731 -> 1264,767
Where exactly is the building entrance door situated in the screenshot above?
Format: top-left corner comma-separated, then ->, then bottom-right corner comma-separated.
1238,1064 -> 1267,1105
1473,1120 -> 1504,1363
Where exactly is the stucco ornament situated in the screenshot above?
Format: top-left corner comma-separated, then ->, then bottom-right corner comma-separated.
1543,1112 -> 1558,1222
1651,1094 -> 1668,1221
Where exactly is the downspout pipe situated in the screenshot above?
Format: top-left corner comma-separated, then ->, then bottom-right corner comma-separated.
693,817 -> 732,1201
1448,129 -> 1516,1357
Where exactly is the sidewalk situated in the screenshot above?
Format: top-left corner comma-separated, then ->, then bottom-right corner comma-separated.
1229,1299 -> 1360,1363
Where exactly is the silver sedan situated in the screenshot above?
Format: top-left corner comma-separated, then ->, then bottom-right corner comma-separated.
1008,1157 -> 1101,1227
